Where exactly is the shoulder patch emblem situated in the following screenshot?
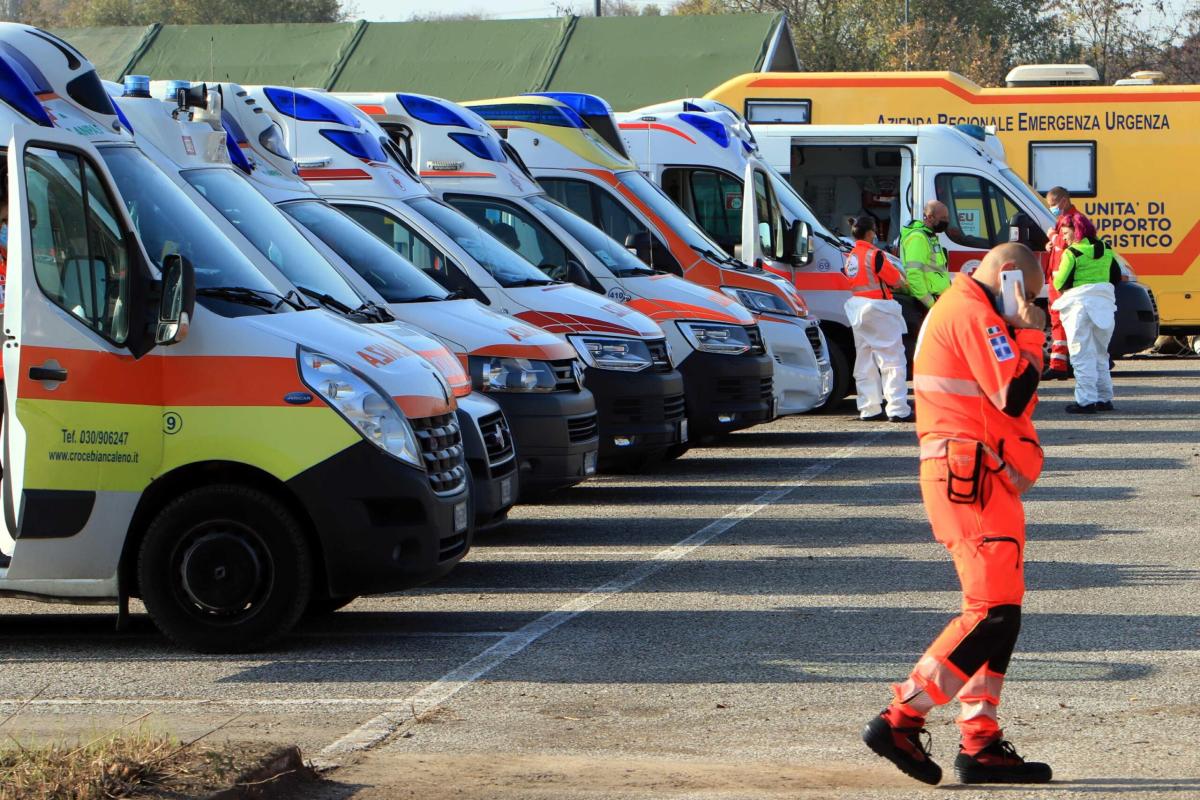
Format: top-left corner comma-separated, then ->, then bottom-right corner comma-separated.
844,254 -> 860,278
988,330 -> 1015,362
986,325 -> 1002,336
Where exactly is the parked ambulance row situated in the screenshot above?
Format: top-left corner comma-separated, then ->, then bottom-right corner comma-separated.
0,24 -> 839,652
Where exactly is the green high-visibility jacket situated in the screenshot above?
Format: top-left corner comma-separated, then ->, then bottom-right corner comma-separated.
899,220 -> 950,305
1053,238 -> 1117,292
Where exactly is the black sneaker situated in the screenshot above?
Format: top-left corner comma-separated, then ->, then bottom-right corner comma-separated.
862,711 -> 942,785
859,412 -> 886,421
954,739 -> 1052,784
1065,402 -> 1097,415
1096,401 -> 1115,412
888,413 -> 913,423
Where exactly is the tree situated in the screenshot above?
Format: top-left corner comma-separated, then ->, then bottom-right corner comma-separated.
62,0 -> 350,26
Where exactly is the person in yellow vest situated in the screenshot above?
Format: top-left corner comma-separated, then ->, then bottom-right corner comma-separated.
843,216 -> 912,422
900,201 -> 952,308
1052,217 -> 1119,414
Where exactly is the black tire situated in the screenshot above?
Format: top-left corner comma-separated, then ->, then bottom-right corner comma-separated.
662,444 -> 691,461
816,333 -> 853,413
137,484 -> 312,653
304,592 -> 357,618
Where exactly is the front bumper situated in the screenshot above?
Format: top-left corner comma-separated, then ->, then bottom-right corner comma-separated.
455,395 -> 517,528
489,388 -> 599,497
758,314 -> 833,414
677,349 -> 774,436
287,440 -> 471,597
1111,281 -> 1160,356
584,365 -> 687,465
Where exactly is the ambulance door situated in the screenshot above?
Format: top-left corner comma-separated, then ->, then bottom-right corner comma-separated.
927,168 -> 1027,277
3,126 -> 159,585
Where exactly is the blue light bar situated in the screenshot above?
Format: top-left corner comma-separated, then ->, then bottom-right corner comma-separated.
395,93 -> 483,131
0,54 -> 52,127
123,74 -> 150,98
111,97 -> 135,133
471,102 -> 585,129
523,92 -> 612,118
956,123 -> 987,141
678,112 -> 730,149
161,79 -> 191,100
320,128 -> 387,163
263,86 -> 361,128
225,130 -> 254,174
448,131 -> 506,163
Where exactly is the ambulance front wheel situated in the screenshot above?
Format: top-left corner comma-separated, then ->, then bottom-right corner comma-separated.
138,485 -> 313,653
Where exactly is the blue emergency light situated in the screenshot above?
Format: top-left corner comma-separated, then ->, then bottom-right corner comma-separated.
472,102 -> 586,129
264,87 -> 361,128
397,93 -> 485,131
678,113 -> 730,149
123,74 -> 150,98
0,53 -> 52,126
320,128 -> 388,163
448,131 -> 506,163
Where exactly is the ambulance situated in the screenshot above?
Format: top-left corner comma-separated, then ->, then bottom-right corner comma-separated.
629,98 -> 1158,359
704,71 -> 1167,345
252,88 -> 688,469
458,93 -> 834,415
345,93 -> 776,440
111,80 -> 518,529
0,25 -> 470,651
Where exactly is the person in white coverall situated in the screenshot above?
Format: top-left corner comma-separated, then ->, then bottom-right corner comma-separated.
1052,217 -> 1118,414
843,216 -> 912,422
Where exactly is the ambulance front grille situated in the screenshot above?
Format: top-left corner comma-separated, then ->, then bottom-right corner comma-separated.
411,413 -> 468,495
804,324 -> 824,360
646,339 -> 673,372
550,359 -> 582,391
746,325 -> 766,355
478,410 -> 515,468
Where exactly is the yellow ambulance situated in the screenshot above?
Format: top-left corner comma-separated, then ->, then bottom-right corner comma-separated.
706,69 -> 1197,335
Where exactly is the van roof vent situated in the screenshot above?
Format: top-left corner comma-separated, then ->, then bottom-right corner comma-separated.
1005,64 -> 1099,87
1115,70 -> 1166,86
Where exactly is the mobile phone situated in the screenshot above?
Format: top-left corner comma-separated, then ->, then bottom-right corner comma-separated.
1000,270 -> 1024,318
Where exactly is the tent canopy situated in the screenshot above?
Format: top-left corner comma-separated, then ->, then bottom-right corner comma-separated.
54,14 -> 797,110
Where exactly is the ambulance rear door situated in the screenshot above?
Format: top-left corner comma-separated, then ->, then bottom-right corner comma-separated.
3,125 -> 160,588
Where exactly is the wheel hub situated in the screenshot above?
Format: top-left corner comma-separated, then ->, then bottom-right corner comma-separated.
179,531 -> 263,613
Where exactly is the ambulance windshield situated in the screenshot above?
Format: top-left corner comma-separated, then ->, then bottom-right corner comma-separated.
527,195 -> 655,277
406,196 -> 557,288
280,200 -> 451,303
181,168 -> 364,311
617,169 -> 729,257
98,145 -> 284,298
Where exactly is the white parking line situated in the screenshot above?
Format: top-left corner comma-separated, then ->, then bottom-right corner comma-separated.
315,431 -> 883,768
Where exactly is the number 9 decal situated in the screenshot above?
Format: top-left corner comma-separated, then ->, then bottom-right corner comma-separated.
162,411 -> 183,435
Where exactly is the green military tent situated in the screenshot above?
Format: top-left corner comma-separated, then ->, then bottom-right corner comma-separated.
53,13 -> 797,111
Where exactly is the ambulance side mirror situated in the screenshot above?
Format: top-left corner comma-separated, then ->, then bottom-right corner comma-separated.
156,253 -> 196,345
624,231 -> 653,265
784,220 -> 813,267
564,259 -> 599,292
1009,212 -> 1048,252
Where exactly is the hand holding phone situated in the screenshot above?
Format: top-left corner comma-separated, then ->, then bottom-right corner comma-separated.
1000,270 -> 1024,318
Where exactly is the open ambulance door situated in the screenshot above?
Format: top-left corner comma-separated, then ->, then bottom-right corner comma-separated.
2,125 -> 168,587
740,159 -> 810,277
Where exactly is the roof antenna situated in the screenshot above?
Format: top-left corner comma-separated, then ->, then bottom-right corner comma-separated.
209,36 -> 214,84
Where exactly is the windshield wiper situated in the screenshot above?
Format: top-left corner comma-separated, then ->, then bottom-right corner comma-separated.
295,285 -> 380,320
392,294 -> 451,304
198,285 -> 289,311
505,278 -> 558,287
354,301 -> 394,322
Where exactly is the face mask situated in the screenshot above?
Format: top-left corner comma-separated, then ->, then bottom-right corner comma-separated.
1051,206 -> 1062,218
932,220 -> 949,234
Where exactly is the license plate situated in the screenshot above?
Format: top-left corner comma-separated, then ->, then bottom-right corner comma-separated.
500,476 -> 514,506
584,450 -> 598,475
679,418 -> 689,443
453,501 -> 468,533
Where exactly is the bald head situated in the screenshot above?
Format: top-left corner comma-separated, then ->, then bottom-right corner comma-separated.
923,200 -> 949,229
974,242 -> 1043,299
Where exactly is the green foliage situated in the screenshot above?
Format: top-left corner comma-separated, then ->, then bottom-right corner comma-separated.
62,0 -> 347,26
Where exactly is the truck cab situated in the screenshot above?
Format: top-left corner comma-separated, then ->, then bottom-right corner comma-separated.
0,24 -> 470,651
112,80 -> 517,529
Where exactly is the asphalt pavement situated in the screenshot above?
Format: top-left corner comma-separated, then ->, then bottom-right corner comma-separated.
1,357 -> 1197,798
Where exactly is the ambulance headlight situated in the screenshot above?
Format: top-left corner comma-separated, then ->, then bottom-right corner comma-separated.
298,350 -> 422,468
570,336 -> 653,372
677,322 -> 752,355
720,287 -> 796,317
470,356 -> 557,392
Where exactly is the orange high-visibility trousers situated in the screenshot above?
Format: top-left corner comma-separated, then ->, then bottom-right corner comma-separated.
892,458 -> 1026,752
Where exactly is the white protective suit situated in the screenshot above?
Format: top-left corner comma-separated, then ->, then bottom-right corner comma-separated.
844,296 -> 910,418
1052,281 -> 1116,406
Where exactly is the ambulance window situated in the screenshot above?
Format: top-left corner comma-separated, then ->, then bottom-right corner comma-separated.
445,195 -> 571,275
934,173 -> 1023,248
282,200 -> 451,303
1029,142 -> 1096,196
752,170 -> 785,259
545,177 -> 680,274
541,178 -> 594,221
22,147 -> 131,344
662,168 -> 742,255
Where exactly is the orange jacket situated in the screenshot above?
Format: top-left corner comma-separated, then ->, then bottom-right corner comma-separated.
914,277 -> 1045,492
843,239 -> 903,300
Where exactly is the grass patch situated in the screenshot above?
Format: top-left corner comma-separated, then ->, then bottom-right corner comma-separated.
0,731 -> 317,799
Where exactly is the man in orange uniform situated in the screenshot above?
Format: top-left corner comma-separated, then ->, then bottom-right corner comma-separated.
862,243 -> 1053,786
842,216 -> 911,422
